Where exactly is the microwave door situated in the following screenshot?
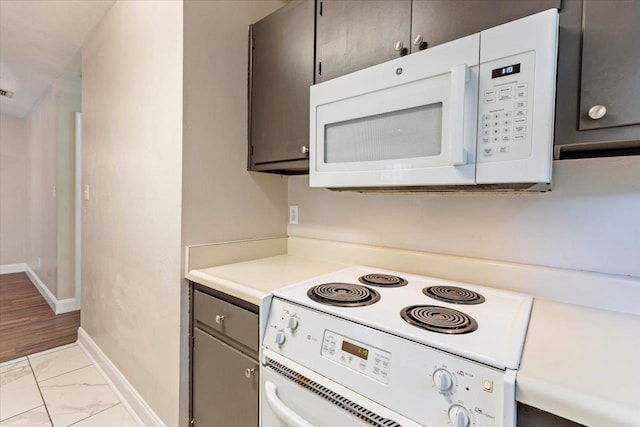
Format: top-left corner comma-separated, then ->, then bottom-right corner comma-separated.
310,33 -> 480,189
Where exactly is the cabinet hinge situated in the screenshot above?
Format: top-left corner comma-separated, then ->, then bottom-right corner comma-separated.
319,1 -> 323,16
251,37 -> 255,49
189,334 -> 194,349
318,61 -> 322,76
250,145 -> 254,156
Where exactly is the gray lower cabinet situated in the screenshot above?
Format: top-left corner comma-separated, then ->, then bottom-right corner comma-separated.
517,403 -> 585,427
192,329 -> 258,427
191,288 -> 259,427
554,0 -> 640,158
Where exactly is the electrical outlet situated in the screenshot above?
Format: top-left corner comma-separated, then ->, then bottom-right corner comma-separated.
83,185 -> 90,201
52,186 -> 56,198
289,205 -> 299,225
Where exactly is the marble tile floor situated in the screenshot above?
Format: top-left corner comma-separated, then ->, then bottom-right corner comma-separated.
0,343 -> 141,426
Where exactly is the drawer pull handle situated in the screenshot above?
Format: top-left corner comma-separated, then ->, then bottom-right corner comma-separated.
215,315 -> 225,324
244,368 -> 256,379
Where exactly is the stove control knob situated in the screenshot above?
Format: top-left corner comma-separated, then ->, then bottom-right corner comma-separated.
287,315 -> 299,331
433,369 -> 454,392
448,405 -> 470,427
275,330 -> 286,347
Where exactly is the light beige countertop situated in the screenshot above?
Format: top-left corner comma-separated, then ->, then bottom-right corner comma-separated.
186,254 -> 346,305
517,299 -> 640,427
186,239 -> 640,426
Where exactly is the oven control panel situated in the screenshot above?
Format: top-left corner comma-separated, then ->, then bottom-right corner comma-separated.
262,298 -> 511,427
321,330 -> 391,384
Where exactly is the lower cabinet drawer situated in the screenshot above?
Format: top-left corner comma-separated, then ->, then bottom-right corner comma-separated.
192,328 -> 259,427
194,290 -> 258,353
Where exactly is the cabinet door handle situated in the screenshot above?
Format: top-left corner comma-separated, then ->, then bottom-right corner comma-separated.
413,34 -> 424,46
301,146 -> 309,154
215,315 -> 225,324
394,41 -> 404,51
244,368 -> 256,379
265,381 -> 313,427
588,105 -> 607,120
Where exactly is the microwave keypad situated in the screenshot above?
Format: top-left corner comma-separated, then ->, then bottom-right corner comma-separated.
481,90 -> 528,147
477,52 -> 535,163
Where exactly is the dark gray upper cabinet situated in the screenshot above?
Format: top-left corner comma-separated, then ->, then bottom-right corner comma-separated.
579,0 -> 640,131
315,0 -> 411,83
249,0 -> 314,173
554,0 -> 640,158
411,0 -> 561,54
248,0 -> 640,174
315,0 -> 559,82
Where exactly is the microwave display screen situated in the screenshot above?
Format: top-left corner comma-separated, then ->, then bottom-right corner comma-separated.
492,63 -> 521,78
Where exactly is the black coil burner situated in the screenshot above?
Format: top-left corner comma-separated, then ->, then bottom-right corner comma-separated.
401,305 -> 478,334
358,274 -> 407,288
307,283 -> 381,307
423,285 -> 485,305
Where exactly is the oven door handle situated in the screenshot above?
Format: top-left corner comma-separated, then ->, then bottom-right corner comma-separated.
265,380 -> 314,427
448,63 -> 469,166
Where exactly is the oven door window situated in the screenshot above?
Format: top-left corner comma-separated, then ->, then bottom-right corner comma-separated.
325,103 -> 443,163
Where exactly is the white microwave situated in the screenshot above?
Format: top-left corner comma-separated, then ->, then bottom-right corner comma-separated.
309,9 -> 558,192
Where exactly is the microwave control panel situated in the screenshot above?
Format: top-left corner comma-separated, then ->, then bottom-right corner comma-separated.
477,51 -> 535,163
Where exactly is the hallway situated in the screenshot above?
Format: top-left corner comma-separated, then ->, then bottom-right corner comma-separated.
0,273 -> 80,363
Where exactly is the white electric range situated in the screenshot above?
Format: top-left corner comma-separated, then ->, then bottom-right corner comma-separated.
260,266 -> 533,427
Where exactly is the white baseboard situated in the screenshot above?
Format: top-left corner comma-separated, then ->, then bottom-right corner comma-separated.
24,265 -> 79,314
56,297 -> 80,313
77,327 -> 165,427
0,263 -> 27,274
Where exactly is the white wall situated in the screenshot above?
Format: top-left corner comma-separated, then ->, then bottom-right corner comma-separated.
182,0 -> 288,246
56,75 -> 81,299
81,1 -> 183,425
22,75 -> 80,301
26,87 -> 58,294
289,156 -> 640,277
0,113 -> 27,266
181,1 -> 288,423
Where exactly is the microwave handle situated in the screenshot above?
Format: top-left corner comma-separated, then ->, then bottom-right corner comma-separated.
265,380 -> 314,427
448,63 -> 469,166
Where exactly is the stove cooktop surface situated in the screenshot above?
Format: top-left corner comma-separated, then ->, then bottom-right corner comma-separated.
272,266 -> 534,370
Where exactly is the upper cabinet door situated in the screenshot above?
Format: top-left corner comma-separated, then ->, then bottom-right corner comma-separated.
579,0 -> 640,131
410,0 -> 561,53
250,0 -> 315,169
316,0 -> 411,83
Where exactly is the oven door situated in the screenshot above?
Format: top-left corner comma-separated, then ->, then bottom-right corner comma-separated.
310,34 -> 479,189
260,349 -> 422,427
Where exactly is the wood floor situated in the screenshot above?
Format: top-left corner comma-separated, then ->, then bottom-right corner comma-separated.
0,272 -> 80,363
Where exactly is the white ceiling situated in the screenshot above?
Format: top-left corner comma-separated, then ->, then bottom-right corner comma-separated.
0,0 -> 115,118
